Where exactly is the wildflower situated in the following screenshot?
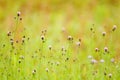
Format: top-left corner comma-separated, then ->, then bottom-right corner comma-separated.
91,59 -> 97,64
88,55 -> 92,59
45,68 -> 49,72
41,35 -> 45,40
22,38 -> 25,43
10,39 -> 14,45
100,59 -> 105,63
111,58 -> 115,63
102,32 -> 106,36
108,73 -> 112,78
104,47 -> 108,52
32,69 -> 36,75
20,17 -> 22,20
48,45 -> 52,50
17,11 -> 21,17
67,36 -> 73,41
18,60 -> 21,64
76,42 -> 81,46
7,31 -> 11,36
112,25 -> 117,31
61,46 -> 66,51
95,48 -> 99,52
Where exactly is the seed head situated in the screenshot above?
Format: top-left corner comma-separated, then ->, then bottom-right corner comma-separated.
7,31 -> 11,36
104,47 -> 108,52
61,46 -> 65,51
48,45 -> 52,50
102,32 -> 106,36
95,48 -> 99,52
20,17 -> 22,20
18,60 -> 21,64
16,40 -> 19,43
112,25 -> 117,31
32,69 -> 36,75
108,73 -> 112,78
22,38 -> 25,43
17,11 -> 21,17
67,36 -> 73,41
10,39 -> 14,45
23,36 -> 25,38
79,38 -> 81,42
41,35 -> 45,40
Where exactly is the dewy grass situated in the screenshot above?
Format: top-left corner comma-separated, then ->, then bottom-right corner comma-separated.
0,11 -> 120,80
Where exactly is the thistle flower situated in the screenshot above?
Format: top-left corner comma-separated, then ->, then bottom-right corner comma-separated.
95,48 -> 99,52
16,40 -> 19,43
104,47 -> 108,52
32,69 -> 36,75
67,36 -> 73,41
7,31 -> 11,36
18,60 -> 21,64
61,46 -> 65,51
17,11 -> 21,17
21,36 -> 25,43
91,59 -> 97,64
10,39 -> 14,45
41,35 -> 45,40
102,32 -> 106,36
20,17 -> 22,20
108,73 -> 112,78
112,25 -> 117,31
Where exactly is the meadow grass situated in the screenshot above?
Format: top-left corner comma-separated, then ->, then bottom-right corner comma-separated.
0,1 -> 120,80
0,11 -> 120,80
